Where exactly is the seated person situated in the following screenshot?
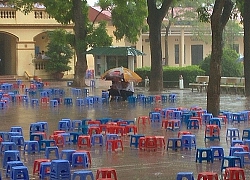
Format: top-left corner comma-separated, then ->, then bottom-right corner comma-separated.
108,81 -> 122,101
120,81 -> 134,101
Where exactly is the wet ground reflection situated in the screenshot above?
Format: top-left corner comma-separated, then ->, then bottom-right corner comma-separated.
0,82 -> 250,179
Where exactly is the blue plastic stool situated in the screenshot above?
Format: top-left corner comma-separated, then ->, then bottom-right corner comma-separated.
105,134 -> 119,143
209,117 -> 221,129
226,128 -> 240,142
168,93 -> 176,102
72,170 -> 94,180
30,133 -> 44,142
242,129 -> 250,140
39,162 -> 51,179
176,172 -> 194,180
72,152 -> 89,168
59,133 -> 72,145
202,113 -> 213,124
76,98 -> 84,106
29,122 -> 43,134
30,98 -> 39,105
11,166 -> 29,180
50,160 -> 71,180
84,97 -> 94,105
3,150 -> 21,168
130,134 -> 145,149
0,131 -> 10,141
221,156 -> 242,172
64,97 -> 73,105
0,142 -> 17,152
36,121 -> 49,133
231,140 -> 244,147
10,136 -> 25,147
60,149 -> 76,164
10,126 -> 23,136
167,138 -> 182,151
45,146 -> 59,159
23,141 -> 39,154
229,146 -> 244,156
91,134 -> 104,146
6,161 -> 23,177
187,119 -> 199,129
50,99 -> 59,107
233,151 -> 250,167
195,148 -> 213,163
58,120 -> 71,131
71,120 -> 82,131
210,146 -> 224,160
39,140 -> 55,151
181,135 -> 196,150
149,112 -> 161,122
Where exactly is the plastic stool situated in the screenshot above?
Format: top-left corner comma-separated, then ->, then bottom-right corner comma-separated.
176,172 -> 194,180
106,139 -> 123,151
39,140 -> 55,151
10,126 -> 23,136
210,146 -> 224,160
231,140 -> 244,147
39,162 -> 51,179
33,158 -> 50,175
233,151 -> 250,167
149,112 -> 161,122
10,136 -> 25,147
24,141 -> 39,154
50,160 -> 71,180
223,167 -> 245,180
91,134 -> 104,146
130,134 -> 145,149
6,161 -> 23,177
242,129 -> 250,141
229,146 -> 244,156
181,135 -> 196,150
30,133 -> 44,142
145,136 -> 157,151
167,138 -> 182,151
187,119 -> 199,129
96,168 -> 118,180
72,152 -> 89,168
75,150 -> 92,166
78,135 -> 91,148
50,99 -> 59,107
221,156 -> 242,172
197,172 -> 219,180
226,128 -> 240,142
45,146 -> 59,159
72,170 -> 94,180
60,149 -> 76,164
0,142 -> 17,152
11,166 -> 29,180
137,116 -> 150,125
209,117 -> 221,129
59,133 -> 72,145
58,120 -> 71,131
3,150 -> 21,168
195,148 -> 213,163
64,97 -> 73,105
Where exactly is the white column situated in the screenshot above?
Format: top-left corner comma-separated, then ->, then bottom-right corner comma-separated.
179,28 -> 185,67
136,34 -> 143,68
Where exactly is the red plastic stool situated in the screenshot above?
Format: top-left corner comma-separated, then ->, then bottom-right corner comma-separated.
178,131 -> 192,138
154,107 -> 162,112
53,135 -> 65,147
155,136 -> 166,149
145,136 -> 157,151
40,97 -> 49,104
197,172 -> 219,180
138,137 -> 146,150
33,158 -> 50,175
106,139 -> 123,151
218,115 -> 227,125
137,116 -> 150,125
223,167 -> 245,180
124,125 -> 138,135
155,95 -> 162,102
77,135 -> 91,148
96,168 -> 118,180
88,127 -> 101,136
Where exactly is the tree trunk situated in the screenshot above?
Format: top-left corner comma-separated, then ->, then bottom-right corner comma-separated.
72,0 -> 88,87
147,0 -> 172,92
207,0 -> 233,116
244,0 -> 250,96
165,23 -> 171,66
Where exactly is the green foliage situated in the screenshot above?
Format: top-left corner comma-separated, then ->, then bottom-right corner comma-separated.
135,66 -> 205,87
199,48 -> 243,77
45,29 -> 73,73
87,21 -> 113,48
111,0 -> 147,43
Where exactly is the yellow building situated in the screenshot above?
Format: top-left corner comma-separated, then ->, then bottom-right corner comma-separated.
0,4 -> 244,80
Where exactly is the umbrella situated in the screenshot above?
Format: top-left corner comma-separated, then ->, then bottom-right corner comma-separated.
101,67 -> 142,83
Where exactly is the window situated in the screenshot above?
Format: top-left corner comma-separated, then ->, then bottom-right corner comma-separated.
175,44 -> 179,64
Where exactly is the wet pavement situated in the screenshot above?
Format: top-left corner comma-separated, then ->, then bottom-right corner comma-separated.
0,79 -> 250,179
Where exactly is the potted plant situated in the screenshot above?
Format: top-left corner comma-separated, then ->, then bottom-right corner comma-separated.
45,29 -> 73,80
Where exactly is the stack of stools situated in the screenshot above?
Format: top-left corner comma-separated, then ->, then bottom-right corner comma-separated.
50,160 -> 71,180
196,148 -> 213,163
204,125 -> 220,141
96,168 -> 118,180
3,150 -> 21,168
221,156 -> 242,172
181,135 -> 196,150
223,167 -> 245,180
176,172 -> 194,180
33,158 -> 51,175
197,172 -> 219,180
72,170 -> 94,180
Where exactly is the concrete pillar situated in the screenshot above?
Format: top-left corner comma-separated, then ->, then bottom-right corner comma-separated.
179,28 -> 185,67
